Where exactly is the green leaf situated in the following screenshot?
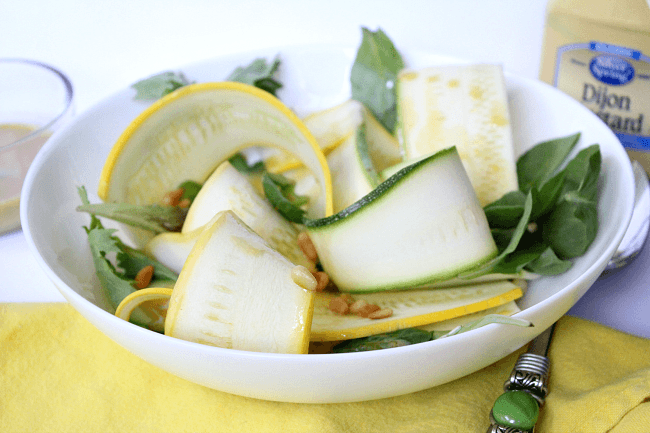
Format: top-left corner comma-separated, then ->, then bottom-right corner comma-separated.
331,328 -> 433,353
462,192 -> 534,278
132,71 -> 192,100
262,173 -> 308,223
350,27 -> 404,133
226,56 -> 282,96
542,145 -> 601,259
77,186 -> 178,323
529,169 -> 567,221
525,246 -> 572,275
517,132 -> 580,193
117,244 -> 178,282
228,153 -> 266,174
76,202 -> 187,233
484,190 -> 527,228
178,180 -> 202,203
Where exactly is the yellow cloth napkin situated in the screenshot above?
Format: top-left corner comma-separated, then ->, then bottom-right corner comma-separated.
1,303 -> 649,433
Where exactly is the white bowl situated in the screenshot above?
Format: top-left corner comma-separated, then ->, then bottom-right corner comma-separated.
21,45 -> 635,403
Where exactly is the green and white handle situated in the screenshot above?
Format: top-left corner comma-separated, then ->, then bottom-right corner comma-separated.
487,325 -> 554,432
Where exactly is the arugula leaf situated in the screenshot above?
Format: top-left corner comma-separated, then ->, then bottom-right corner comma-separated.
517,132 -> 580,193
350,27 -> 404,134
226,56 -> 282,96
76,202 -> 186,233
77,186 -> 178,323
117,245 -> 178,282
262,173 -> 309,223
331,328 -> 433,353
132,71 -> 193,100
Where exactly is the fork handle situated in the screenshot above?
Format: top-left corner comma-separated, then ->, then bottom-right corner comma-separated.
486,353 -> 550,432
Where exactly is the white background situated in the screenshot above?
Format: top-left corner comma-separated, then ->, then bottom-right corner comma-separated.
1,0 -> 649,338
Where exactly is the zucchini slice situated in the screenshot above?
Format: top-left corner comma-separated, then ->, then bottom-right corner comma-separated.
305,146 -> 498,293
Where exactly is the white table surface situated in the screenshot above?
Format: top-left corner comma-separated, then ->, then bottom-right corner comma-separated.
1,0 -> 649,338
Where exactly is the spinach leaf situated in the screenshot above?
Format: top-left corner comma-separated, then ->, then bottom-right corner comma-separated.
525,246 -> 572,275
462,192 -> 534,278
262,173 -> 309,223
132,71 -> 193,100
350,27 -> 404,134
226,56 -> 282,97
331,328 -> 433,353
517,132 -> 580,193
541,145 -> 601,258
484,190 -> 526,228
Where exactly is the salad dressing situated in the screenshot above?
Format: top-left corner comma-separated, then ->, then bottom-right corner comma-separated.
539,0 -> 650,173
0,124 -> 50,233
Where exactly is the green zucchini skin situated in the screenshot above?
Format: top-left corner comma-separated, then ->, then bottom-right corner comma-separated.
305,146 -> 498,293
305,147 -> 457,230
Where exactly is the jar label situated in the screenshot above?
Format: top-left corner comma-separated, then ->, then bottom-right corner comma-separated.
553,41 -> 650,152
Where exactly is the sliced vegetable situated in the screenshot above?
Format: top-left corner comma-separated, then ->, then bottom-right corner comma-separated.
164,210 -> 316,354
147,161 -> 314,272
264,99 -> 365,173
311,280 -> 523,341
396,64 -> 518,206
98,82 -> 333,228
326,127 -> 377,213
304,147 -> 498,292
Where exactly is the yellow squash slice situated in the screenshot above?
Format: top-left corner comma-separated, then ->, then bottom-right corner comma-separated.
164,210 -> 316,354
98,81 -> 333,219
396,64 -> 518,206
310,280 -> 523,341
264,99 -> 365,173
142,160 -> 313,272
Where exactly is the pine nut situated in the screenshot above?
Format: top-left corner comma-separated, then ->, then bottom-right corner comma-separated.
178,198 -> 191,209
311,271 -> 329,292
134,265 -> 154,289
355,303 -> 381,318
297,232 -> 318,263
339,293 -> 354,305
328,296 -> 350,315
291,265 -> 318,291
349,299 -> 369,314
162,187 -> 184,207
368,308 -> 393,320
